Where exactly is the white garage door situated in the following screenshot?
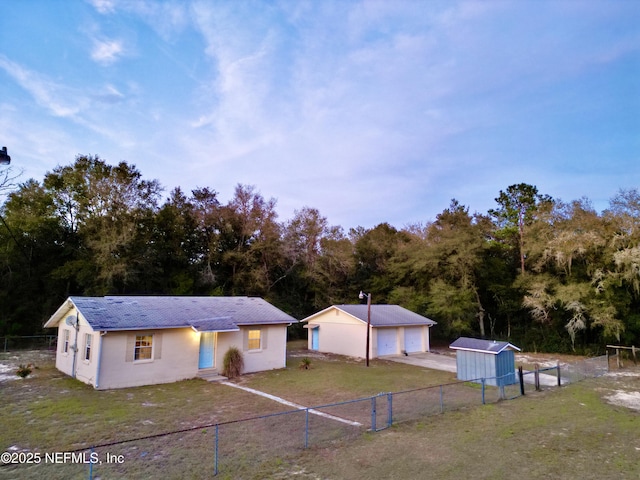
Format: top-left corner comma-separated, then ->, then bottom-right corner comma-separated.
404,327 -> 423,353
377,329 -> 397,356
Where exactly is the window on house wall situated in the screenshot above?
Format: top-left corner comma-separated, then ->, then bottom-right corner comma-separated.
84,333 -> 92,361
134,335 -> 153,361
248,329 -> 261,350
63,330 -> 70,353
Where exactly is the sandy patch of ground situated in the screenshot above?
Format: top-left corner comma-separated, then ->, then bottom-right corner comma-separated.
516,355 -> 562,368
0,362 -> 17,382
604,390 -> 640,411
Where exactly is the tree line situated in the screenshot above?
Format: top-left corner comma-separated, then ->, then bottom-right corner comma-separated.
1,155 -> 638,353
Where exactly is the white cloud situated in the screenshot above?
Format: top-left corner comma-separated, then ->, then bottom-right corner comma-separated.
0,55 -> 83,118
92,84 -> 126,104
88,0 -> 116,14
90,38 -> 125,65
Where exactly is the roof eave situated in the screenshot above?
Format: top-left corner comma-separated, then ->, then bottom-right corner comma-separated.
234,320 -> 295,326
190,326 -> 240,333
43,297 -> 76,329
374,322 -> 437,328
300,305 -> 342,323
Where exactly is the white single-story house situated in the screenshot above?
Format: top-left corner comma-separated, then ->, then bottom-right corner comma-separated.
301,304 -> 436,359
44,296 -> 296,389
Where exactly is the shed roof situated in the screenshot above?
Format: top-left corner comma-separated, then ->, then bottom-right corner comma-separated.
44,296 -> 296,332
450,337 -> 521,355
303,304 -> 436,327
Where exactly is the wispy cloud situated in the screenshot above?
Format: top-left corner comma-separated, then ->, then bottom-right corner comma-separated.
88,0 -> 116,15
0,54 -> 137,150
2,0 -> 638,229
90,38 -> 125,65
0,55 -> 83,118
90,0 -> 189,40
92,84 -> 126,104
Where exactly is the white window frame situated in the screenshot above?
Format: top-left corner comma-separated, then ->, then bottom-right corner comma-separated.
247,329 -> 262,351
84,333 -> 92,362
134,334 -> 154,362
63,329 -> 70,354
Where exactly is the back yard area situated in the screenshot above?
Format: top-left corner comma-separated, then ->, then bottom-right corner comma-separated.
1,341 -> 639,479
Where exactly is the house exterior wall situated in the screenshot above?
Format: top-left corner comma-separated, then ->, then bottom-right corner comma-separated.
96,328 -> 200,390
53,306 -> 99,387
215,325 -> 287,374
307,309 -> 368,358
307,309 -> 432,359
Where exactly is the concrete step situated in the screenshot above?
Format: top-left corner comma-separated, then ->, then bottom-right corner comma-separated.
197,369 -> 228,382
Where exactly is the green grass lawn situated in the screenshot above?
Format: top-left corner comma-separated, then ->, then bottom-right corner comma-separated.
1,345 -> 638,479
284,377 -> 640,480
241,341 -> 458,406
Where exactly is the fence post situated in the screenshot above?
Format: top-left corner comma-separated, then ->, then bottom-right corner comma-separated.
439,385 -> 444,413
214,424 -> 219,476
518,366 -> 525,395
534,364 -> 540,391
481,378 -> 485,404
88,447 -> 94,480
371,396 -> 377,432
556,361 -> 561,387
305,408 -> 309,449
387,393 -> 393,428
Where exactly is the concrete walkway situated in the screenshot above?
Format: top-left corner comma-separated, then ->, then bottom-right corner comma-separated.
220,381 -> 362,427
386,352 -> 457,372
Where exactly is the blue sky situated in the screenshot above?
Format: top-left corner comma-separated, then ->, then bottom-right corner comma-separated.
1,0 -> 638,229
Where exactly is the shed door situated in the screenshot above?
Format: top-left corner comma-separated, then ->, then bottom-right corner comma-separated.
404,327 -> 422,353
198,332 -> 215,369
311,327 -> 319,350
377,329 -> 397,356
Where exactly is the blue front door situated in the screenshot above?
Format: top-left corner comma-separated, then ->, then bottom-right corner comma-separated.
311,328 -> 319,350
199,332 -> 215,369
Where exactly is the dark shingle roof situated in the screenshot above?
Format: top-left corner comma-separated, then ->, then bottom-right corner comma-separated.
48,296 -> 296,331
449,337 -> 520,354
330,304 -> 436,327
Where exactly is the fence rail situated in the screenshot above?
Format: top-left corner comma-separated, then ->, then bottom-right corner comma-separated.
1,354 -> 610,479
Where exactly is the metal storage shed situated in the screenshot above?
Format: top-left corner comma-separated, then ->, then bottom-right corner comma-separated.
450,337 -> 521,387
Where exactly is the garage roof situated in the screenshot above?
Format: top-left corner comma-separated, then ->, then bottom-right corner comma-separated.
303,304 -> 436,327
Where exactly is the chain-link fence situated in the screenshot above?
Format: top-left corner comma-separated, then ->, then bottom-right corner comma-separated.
558,355 -> 609,383
1,335 -> 57,352
1,356 -> 610,479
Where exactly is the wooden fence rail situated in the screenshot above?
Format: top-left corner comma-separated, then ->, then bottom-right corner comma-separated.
606,344 -> 638,367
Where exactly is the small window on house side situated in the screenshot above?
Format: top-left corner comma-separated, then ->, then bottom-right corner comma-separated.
63,329 -> 70,354
84,333 -> 92,361
134,335 -> 153,361
248,330 -> 261,351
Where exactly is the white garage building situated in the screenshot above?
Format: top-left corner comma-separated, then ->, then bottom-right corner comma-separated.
302,304 -> 436,359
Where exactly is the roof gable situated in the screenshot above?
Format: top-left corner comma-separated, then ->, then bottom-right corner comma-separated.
450,337 -> 521,354
45,296 -> 296,331
303,304 -> 436,327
